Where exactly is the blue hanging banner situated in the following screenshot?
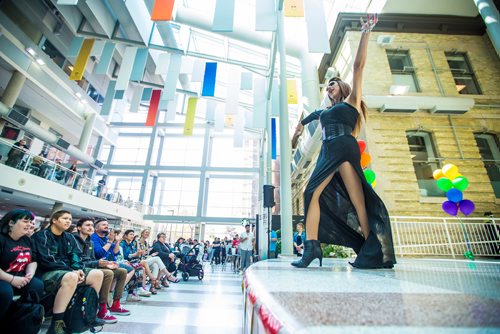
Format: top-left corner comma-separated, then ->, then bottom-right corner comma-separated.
101,80 -> 116,116
201,62 -> 217,97
130,48 -> 148,81
94,42 -> 115,75
212,0 -> 235,32
271,117 -> 277,159
142,88 -> 153,101
67,36 -> 84,59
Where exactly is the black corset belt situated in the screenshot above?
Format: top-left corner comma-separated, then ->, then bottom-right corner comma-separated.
322,124 -> 353,141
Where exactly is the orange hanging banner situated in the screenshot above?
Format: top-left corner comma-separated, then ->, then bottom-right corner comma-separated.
284,0 -> 304,17
146,90 -> 162,126
151,0 -> 175,21
69,39 -> 94,81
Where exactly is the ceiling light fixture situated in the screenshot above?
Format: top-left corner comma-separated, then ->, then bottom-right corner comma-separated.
26,47 -> 37,56
35,58 -> 45,66
76,92 -> 82,98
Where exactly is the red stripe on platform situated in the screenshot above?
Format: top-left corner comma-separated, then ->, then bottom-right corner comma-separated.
151,0 -> 175,21
146,90 -> 161,126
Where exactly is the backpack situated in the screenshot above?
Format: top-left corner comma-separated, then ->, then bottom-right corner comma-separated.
64,285 -> 100,333
6,293 -> 45,334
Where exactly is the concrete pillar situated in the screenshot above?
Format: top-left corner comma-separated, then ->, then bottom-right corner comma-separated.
0,71 -> 26,130
78,112 -> 97,152
277,9 -> 293,256
199,223 -> 206,241
474,0 -> 500,57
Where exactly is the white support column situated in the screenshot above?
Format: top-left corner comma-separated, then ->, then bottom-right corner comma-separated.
0,71 -> 26,131
78,112 -> 97,152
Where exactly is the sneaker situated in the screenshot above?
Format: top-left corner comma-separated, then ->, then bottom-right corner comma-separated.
126,292 -> 142,302
138,287 -> 152,297
98,310 -> 118,324
92,317 -> 106,326
110,301 -> 131,316
47,320 -> 67,334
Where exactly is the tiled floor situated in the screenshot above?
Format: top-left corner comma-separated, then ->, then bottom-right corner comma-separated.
41,263 -> 243,334
244,257 -> 500,333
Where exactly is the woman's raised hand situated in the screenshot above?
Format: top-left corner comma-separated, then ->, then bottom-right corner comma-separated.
360,13 -> 378,33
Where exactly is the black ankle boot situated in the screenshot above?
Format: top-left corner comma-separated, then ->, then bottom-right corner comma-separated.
349,231 -> 393,269
291,240 -> 323,268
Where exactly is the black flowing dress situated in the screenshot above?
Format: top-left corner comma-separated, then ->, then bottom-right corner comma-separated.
301,102 -> 396,267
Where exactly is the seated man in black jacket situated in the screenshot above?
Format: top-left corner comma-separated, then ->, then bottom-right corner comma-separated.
32,210 -> 103,334
73,218 -> 131,324
152,233 -> 180,283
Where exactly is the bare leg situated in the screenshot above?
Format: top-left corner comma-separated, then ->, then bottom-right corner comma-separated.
85,269 -> 104,294
125,269 -> 135,285
338,162 -> 370,239
305,173 -> 335,240
53,272 -> 78,314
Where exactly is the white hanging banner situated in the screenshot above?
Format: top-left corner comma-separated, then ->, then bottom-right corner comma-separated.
90,40 -> 106,58
214,106 -> 225,132
191,60 -> 206,82
244,109 -> 253,128
206,99 -> 217,121
129,84 -> 143,113
162,53 -> 182,101
155,53 -> 170,75
253,77 -> 266,128
271,78 -> 279,117
166,94 -> 178,121
240,72 -> 253,90
180,57 -> 195,74
233,112 -> 244,148
115,47 -> 138,91
304,0 -> 331,53
212,0 -> 236,32
225,66 -> 241,115
255,0 -> 276,31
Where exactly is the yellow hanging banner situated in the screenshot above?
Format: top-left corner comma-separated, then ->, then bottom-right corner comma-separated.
70,39 -> 94,81
284,0 -> 304,17
287,79 -> 298,104
183,97 -> 198,135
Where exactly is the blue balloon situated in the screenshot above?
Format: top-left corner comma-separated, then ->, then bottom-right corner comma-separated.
446,188 -> 463,203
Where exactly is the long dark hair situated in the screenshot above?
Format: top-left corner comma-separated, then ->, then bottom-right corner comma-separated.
0,209 -> 35,235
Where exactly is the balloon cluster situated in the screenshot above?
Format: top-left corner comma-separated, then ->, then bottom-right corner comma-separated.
358,140 -> 376,187
433,164 -> 475,216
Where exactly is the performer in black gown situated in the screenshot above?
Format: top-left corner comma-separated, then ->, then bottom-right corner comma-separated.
291,15 -> 396,269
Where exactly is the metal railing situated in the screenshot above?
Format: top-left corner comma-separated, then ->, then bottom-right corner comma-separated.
391,216 -> 500,258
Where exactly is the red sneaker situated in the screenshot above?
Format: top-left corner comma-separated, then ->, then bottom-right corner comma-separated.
98,310 -> 118,324
110,300 -> 131,316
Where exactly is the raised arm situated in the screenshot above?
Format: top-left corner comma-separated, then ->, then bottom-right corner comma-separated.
346,14 -> 378,109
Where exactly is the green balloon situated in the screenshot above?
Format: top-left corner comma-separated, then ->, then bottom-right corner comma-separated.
452,176 -> 469,191
364,169 -> 376,184
437,177 -> 453,191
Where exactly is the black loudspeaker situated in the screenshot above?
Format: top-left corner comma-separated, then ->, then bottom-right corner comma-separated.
263,185 -> 275,208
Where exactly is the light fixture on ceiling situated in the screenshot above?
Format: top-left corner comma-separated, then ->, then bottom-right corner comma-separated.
76,92 -> 82,98
35,58 -> 45,66
81,99 -> 88,104
26,47 -> 37,56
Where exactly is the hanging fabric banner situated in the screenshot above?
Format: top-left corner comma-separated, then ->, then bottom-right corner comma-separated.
130,84 -> 143,113
287,79 -> 298,104
115,47 -> 137,91
183,97 -> 198,135
206,100 -> 217,121
284,0 -> 304,17
155,53 -> 170,75
271,78 -> 279,116
114,90 -> 124,100
146,90 -> 162,126
201,62 -> 217,97
100,80 -> 116,116
271,118 -> 277,159
142,88 -> 152,101
240,72 -> 253,90
69,39 -> 94,80
94,42 -> 115,75
90,40 -> 105,58
256,0 -> 276,31
225,66 -> 240,115
233,113 -> 244,148
191,60 -> 206,82
214,106 -> 224,132
67,36 -> 84,60
253,77 -> 266,129
304,0 -> 330,53
212,0 -> 235,32
166,95 -> 178,121
151,0 -> 175,21
130,48 -> 148,81
162,53 -> 182,101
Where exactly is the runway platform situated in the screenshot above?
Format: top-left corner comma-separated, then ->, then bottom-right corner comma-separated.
243,257 -> 500,334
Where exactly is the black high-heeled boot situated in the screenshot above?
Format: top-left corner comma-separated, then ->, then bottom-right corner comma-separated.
291,240 -> 323,268
349,231 -> 393,269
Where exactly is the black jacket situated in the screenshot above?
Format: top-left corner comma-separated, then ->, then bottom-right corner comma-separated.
72,233 -> 100,269
32,228 -> 83,276
152,241 -> 171,265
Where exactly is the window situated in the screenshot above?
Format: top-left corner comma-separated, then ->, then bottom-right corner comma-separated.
87,84 -> 104,105
474,133 -> 500,198
40,38 -> 65,68
386,50 -> 420,92
406,130 -> 443,197
445,52 -> 481,94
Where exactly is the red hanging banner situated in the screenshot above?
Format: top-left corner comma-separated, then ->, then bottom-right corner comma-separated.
151,0 -> 175,21
146,90 -> 162,126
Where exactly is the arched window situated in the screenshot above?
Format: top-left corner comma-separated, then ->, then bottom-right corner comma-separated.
406,130 -> 443,197
474,133 -> 500,198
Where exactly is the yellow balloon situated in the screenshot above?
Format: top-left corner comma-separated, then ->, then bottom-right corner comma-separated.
442,164 -> 460,179
371,180 -> 377,188
433,169 -> 445,180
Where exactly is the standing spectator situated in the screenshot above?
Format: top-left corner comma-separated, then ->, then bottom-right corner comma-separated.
0,210 -> 44,324
269,229 -> 278,259
293,223 -> 306,257
96,176 -> 107,198
232,235 -> 240,253
239,224 -> 254,272
32,210 -> 103,334
65,162 -> 77,186
211,238 -> 221,265
5,138 -> 29,168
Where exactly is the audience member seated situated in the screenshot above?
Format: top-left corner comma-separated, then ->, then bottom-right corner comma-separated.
73,218 -> 131,324
0,209 -> 44,324
32,210 -> 103,334
152,233 -> 180,283
5,138 -> 29,169
137,229 -> 170,289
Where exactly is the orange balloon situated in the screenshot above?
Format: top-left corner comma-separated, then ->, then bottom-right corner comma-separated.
433,169 -> 445,180
360,152 -> 371,168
